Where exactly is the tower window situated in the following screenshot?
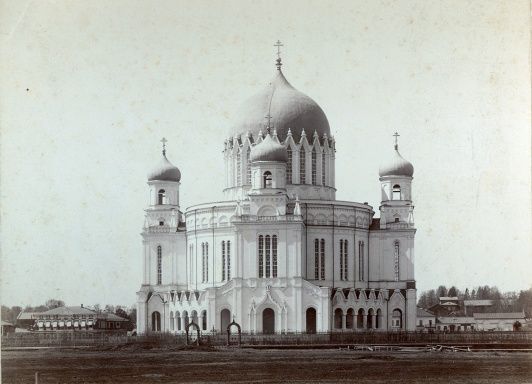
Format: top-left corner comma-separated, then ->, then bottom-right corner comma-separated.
314,239 -> 325,280
258,234 -> 277,278
358,241 -> 364,281
221,241 -> 226,281
236,150 -> 242,185
158,189 -> 166,205
340,240 -> 348,281
299,148 -> 306,184
286,147 -> 292,183
221,240 -> 231,281
311,148 -> 317,185
157,245 -> 162,285
202,242 -> 209,283
392,184 -> 401,200
227,240 -> 231,280
263,171 -> 272,188
246,147 -> 251,184
394,241 -> 400,281
321,151 -> 326,185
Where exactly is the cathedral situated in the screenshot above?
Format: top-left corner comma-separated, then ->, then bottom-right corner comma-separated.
136,49 -> 417,335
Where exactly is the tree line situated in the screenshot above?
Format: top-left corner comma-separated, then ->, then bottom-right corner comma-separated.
417,285 -> 532,316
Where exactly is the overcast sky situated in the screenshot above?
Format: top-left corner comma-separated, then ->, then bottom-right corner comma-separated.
1,0 -> 530,308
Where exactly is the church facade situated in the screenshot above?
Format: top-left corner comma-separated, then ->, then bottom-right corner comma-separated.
136,55 -> 417,335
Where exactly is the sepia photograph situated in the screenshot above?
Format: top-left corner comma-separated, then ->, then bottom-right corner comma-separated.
1,0 -> 531,382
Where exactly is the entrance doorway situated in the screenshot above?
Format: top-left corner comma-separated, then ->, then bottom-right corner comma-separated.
262,308 -> 275,334
221,309 -> 231,331
306,308 -> 316,334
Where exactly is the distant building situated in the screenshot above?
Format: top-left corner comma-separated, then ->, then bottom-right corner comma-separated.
1,321 -> 15,336
436,316 -> 476,332
416,307 -> 436,332
16,306 -> 129,332
463,300 -> 494,316
473,312 -> 526,331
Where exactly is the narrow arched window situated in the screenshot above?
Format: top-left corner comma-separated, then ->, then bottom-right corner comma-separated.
392,184 -> 401,200
170,312 -> 174,331
221,241 -> 226,281
246,147 -> 251,184
157,246 -> 162,285
158,189 -> 166,205
311,148 -> 317,185
394,241 -> 400,281
258,235 -> 264,278
236,150 -> 242,185
320,239 -> 325,280
299,147 -> 306,184
272,235 -> 277,278
151,311 -> 161,332
202,242 -> 209,283
321,151 -> 326,185
227,240 -> 231,280
265,235 -> 271,277
340,240 -> 348,281
358,241 -> 364,281
286,147 -> 292,183
263,171 -> 272,188
314,239 -> 320,279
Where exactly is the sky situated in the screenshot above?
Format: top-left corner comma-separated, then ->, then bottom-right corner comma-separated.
1,0 -> 530,308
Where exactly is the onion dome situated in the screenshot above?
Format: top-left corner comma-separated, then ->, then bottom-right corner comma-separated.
148,139 -> 181,183
250,133 -> 288,162
231,69 -> 330,143
379,136 -> 414,177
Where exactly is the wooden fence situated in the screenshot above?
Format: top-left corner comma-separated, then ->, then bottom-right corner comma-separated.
2,330 -> 531,348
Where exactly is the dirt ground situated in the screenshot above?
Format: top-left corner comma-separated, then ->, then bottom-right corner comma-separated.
2,347 -> 531,383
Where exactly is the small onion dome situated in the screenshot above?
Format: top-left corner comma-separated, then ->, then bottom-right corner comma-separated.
379,147 -> 414,177
148,154 -> 181,182
250,133 -> 288,162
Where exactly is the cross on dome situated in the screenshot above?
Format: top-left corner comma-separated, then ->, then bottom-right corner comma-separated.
274,40 -> 283,70
264,113 -> 273,134
161,137 -> 168,156
393,132 -> 400,150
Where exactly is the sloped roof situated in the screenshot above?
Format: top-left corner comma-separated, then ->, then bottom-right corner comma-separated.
1,320 -> 14,326
473,312 -> 525,320
42,306 -> 97,316
463,300 -> 493,306
417,308 -> 435,317
437,316 -> 475,324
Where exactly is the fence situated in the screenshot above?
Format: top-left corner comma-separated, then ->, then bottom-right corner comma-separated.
2,330 -> 531,348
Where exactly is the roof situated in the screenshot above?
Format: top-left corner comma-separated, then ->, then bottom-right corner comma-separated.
250,133 -> 288,162
1,320 -> 14,326
231,69 -> 330,143
417,308 -> 435,317
42,306 -> 97,316
379,146 -> 414,178
101,313 -> 129,321
148,154 -> 181,182
441,302 -> 459,306
439,297 -> 459,301
464,300 -> 493,306
473,312 -> 525,320
17,311 -> 42,320
437,317 -> 475,324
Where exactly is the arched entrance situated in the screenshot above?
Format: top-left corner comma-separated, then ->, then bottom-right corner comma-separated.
262,308 -> 275,334
306,308 -> 316,334
334,308 -> 343,329
151,311 -> 161,332
221,309 -> 231,332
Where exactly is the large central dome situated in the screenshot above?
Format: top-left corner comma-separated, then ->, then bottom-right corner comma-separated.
230,69 -> 330,143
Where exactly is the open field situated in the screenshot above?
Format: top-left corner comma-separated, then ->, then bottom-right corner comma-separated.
2,347 -> 531,383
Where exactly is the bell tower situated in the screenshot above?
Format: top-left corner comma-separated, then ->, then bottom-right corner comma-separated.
379,132 -> 414,229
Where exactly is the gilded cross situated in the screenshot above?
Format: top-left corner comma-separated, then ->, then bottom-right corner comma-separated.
161,137 -> 168,155
393,132 -> 400,149
274,40 -> 283,70
265,113 -> 273,134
